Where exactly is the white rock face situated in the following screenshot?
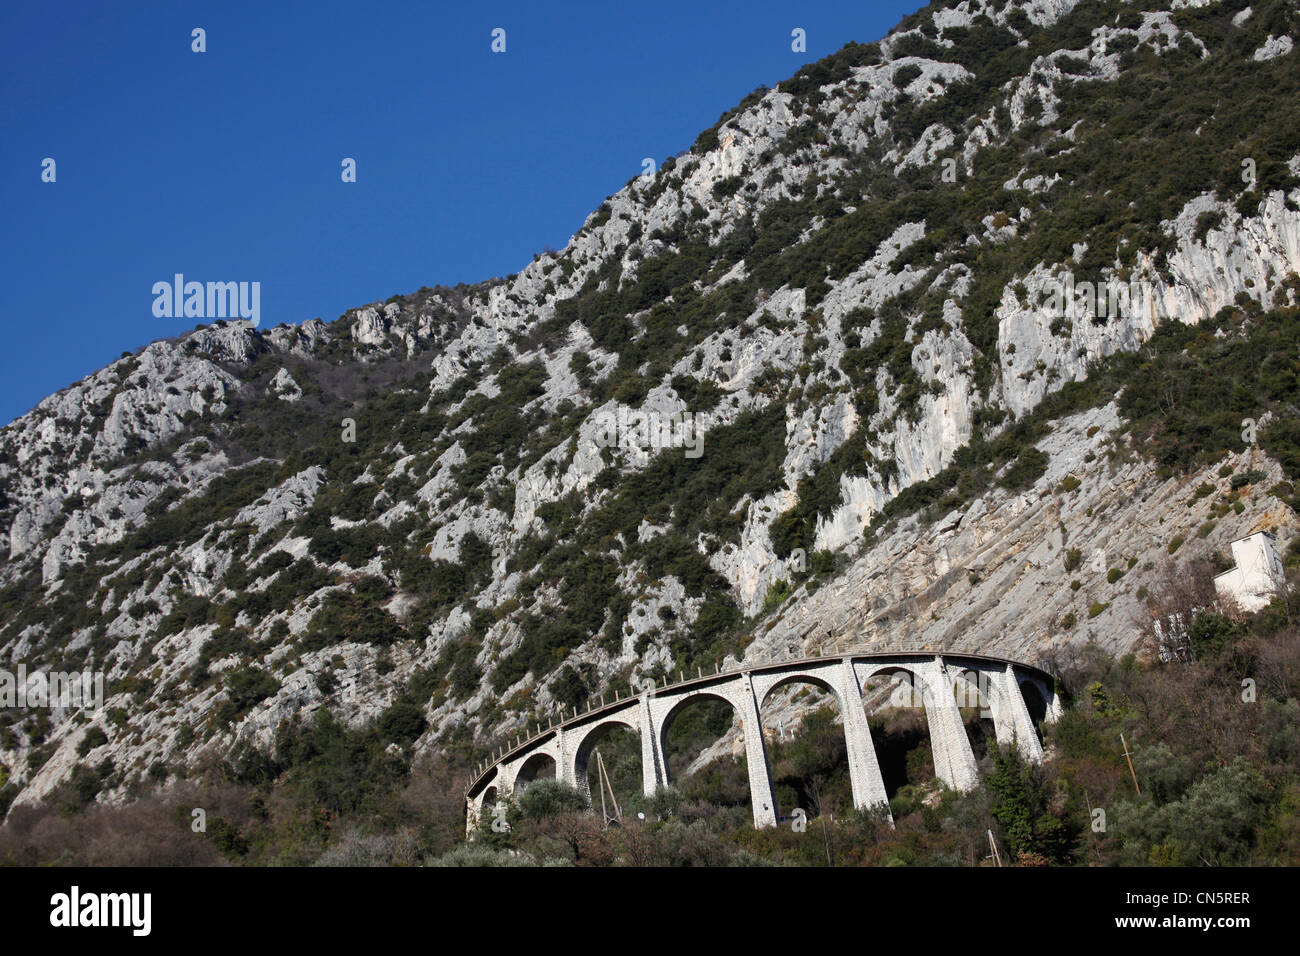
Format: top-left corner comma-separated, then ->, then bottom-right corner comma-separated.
352,305 -> 393,345
751,405 -> 1297,663
3,341 -> 240,563
1254,34 -> 1294,60
272,368 -> 302,401
996,182 -> 1300,417
234,467 -> 324,538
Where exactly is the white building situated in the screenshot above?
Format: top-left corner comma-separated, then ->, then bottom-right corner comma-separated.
1213,531 -> 1288,612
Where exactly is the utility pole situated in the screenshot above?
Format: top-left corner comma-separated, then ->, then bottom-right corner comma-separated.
1084,792 -> 1104,865
986,829 -> 1004,867
1120,733 -> 1141,795
594,750 -> 622,828
820,810 -> 833,867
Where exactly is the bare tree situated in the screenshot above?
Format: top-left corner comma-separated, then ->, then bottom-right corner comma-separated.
1129,557 -> 1220,663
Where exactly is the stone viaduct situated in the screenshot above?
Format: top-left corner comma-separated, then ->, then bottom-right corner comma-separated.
465,648 -> 1061,832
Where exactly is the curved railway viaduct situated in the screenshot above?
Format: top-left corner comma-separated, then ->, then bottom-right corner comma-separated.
465,647 -> 1061,831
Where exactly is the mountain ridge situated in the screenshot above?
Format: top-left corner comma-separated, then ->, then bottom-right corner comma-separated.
2,0 -> 1299,818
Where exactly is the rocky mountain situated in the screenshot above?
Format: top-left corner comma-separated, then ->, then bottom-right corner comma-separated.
2,0 -> 1300,814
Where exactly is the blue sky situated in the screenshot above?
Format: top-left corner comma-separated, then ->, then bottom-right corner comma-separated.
0,0 -> 923,425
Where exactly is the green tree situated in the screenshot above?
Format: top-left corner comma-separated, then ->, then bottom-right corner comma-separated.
986,744 -> 1075,864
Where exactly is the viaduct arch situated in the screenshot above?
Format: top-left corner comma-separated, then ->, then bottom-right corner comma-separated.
464,649 -> 1061,832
